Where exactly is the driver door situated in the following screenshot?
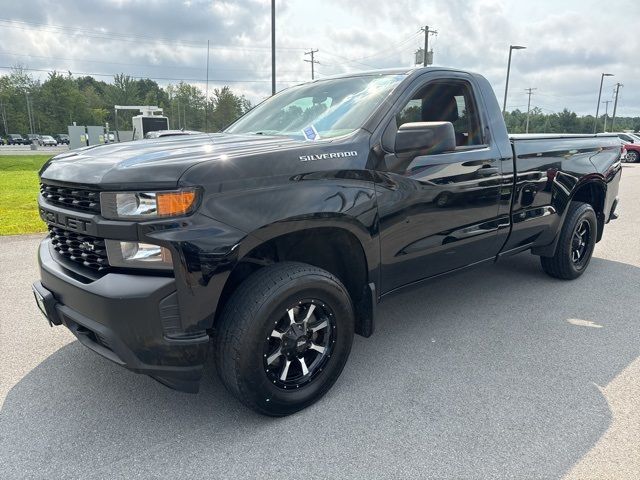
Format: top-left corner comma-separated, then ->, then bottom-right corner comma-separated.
375,75 -> 505,293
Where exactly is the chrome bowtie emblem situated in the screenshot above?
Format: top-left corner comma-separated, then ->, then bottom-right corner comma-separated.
81,241 -> 95,251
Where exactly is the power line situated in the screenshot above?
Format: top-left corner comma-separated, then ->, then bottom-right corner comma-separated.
351,31 -> 422,61
0,51 -> 303,74
0,65 -> 306,84
318,52 -> 376,69
320,30 -> 422,69
0,19 -> 307,52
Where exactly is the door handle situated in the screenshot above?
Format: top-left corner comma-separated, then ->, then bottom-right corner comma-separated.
478,167 -> 499,176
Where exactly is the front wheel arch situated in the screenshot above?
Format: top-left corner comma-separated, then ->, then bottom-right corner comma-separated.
216,225 -> 376,338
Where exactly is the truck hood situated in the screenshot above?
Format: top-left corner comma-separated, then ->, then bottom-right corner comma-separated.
39,133 -> 307,188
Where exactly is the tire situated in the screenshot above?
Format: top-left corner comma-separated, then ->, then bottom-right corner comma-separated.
626,150 -> 639,163
540,202 -> 597,280
214,261 -> 355,416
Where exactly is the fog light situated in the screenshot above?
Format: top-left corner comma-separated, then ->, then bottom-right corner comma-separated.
105,240 -> 173,270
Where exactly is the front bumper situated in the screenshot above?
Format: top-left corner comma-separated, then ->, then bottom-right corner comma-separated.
36,239 -> 210,393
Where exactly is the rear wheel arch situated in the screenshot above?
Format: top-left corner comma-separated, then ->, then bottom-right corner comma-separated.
570,179 -> 606,242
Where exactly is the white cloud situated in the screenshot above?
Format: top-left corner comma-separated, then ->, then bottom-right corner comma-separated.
0,0 -> 636,116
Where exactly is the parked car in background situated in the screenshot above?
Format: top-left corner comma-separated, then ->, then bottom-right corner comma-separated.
5,133 -> 26,145
53,134 -> 70,145
144,129 -> 201,139
40,135 -> 58,146
607,132 -> 640,162
622,140 -> 640,163
615,132 -> 640,144
25,133 -> 41,145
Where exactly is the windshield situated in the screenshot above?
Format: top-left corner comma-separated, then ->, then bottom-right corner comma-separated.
226,74 -> 406,139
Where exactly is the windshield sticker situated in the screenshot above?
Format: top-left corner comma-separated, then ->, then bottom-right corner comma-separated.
302,125 -> 320,141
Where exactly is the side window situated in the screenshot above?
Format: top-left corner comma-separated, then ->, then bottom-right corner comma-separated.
396,99 -> 422,126
395,81 -> 483,147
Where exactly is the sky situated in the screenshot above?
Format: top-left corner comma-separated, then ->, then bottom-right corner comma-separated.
0,0 -> 637,117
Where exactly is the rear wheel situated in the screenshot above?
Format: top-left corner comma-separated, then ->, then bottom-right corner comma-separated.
626,150 -> 639,163
540,202 -> 597,280
214,262 -> 354,416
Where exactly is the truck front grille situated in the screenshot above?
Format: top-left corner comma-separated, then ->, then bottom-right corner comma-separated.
48,226 -> 109,271
40,183 -> 101,214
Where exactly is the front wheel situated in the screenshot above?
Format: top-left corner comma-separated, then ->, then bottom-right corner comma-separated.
626,150 -> 639,163
214,262 -> 354,416
540,201 -> 597,280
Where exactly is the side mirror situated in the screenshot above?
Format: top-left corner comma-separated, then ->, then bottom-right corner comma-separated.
395,121 -> 456,156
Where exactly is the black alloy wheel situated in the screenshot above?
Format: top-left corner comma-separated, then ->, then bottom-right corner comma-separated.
215,262 -> 354,416
570,219 -> 591,266
540,201 -> 597,280
264,300 -> 335,389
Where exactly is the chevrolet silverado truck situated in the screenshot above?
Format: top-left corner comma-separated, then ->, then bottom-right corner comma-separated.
33,67 -> 622,416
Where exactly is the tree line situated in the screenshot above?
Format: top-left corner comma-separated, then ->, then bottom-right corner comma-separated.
1,66 -> 639,136
0,67 -> 252,136
504,107 -> 640,134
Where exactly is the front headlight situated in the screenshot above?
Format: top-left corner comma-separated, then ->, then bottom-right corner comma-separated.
105,240 -> 173,270
100,188 -> 198,220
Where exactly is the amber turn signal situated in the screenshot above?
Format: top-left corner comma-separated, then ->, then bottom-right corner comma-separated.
157,190 -> 197,216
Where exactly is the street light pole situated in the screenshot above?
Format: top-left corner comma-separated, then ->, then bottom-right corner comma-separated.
271,0 -> 276,96
502,45 -> 526,115
593,72 -> 614,133
205,39 -> 210,131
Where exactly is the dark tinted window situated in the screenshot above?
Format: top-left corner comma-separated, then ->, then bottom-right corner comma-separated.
396,81 -> 483,147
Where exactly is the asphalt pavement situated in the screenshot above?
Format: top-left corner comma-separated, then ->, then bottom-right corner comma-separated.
1,165 -> 639,479
0,145 -> 68,155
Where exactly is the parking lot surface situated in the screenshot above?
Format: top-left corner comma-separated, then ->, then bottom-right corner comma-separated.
1,165 -> 639,479
0,145 -> 69,155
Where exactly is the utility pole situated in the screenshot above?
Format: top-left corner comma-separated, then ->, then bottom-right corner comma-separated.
0,101 -> 8,136
271,0 -> 276,95
304,49 -> 319,80
525,87 -> 537,133
176,98 -> 181,129
205,39 -> 210,131
25,92 -> 34,134
611,82 -> 623,131
602,100 -> 611,132
421,25 -> 438,66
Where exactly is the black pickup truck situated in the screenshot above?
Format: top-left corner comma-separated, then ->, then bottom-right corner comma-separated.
33,67 -> 622,416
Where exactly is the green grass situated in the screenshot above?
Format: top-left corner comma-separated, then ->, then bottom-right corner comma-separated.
0,155 -> 51,235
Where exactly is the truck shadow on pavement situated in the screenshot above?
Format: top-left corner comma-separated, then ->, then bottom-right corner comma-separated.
2,254 -> 639,479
